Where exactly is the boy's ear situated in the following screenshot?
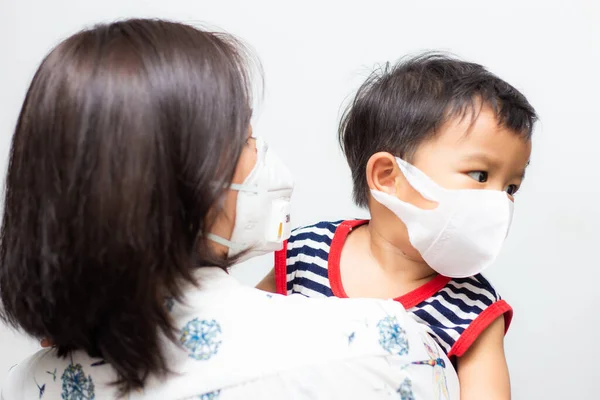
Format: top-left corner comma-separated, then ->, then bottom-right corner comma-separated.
366,152 -> 400,195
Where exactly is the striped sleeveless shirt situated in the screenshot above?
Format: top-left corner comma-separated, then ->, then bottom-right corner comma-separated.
274,219 -> 513,358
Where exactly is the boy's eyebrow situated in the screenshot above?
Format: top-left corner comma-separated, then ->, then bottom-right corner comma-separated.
461,153 -> 530,180
460,152 -> 501,168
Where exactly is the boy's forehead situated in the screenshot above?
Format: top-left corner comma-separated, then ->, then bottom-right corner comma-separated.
419,107 -> 532,168
438,108 -> 528,146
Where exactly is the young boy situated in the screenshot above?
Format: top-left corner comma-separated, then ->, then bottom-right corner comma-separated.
258,53 -> 536,399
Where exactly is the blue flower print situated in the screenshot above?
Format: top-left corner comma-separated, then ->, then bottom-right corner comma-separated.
377,315 -> 409,356
180,318 -> 223,361
34,377 -> 45,399
61,363 -> 95,399
90,360 -> 106,367
198,390 -> 221,400
397,378 -> 415,400
46,368 -> 57,381
347,332 -> 356,345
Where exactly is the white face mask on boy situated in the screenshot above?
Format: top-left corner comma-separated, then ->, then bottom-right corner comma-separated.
371,157 -> 513,278
208,137 -> 294,264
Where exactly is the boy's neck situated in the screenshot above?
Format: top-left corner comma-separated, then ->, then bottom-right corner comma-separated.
365,220 -> 437,282
339,219 -> 437,300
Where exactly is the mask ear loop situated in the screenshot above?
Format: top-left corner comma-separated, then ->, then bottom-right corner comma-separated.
227,136 -> 269,195
205,137 -> 272,255
204,186 -> 255,253
205,233 -> 248,251
395,157 -> 442,202
205,184 -> 258,250
229,183 -> 264,194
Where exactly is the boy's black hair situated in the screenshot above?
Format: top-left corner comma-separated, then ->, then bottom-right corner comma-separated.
339,52 -> 537,208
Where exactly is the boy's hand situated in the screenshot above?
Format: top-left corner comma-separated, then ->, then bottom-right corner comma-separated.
255,267 -> 277,293
457,316 -> 511,400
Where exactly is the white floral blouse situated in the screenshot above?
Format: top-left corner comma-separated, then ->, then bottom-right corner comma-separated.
2,268 -> 459,399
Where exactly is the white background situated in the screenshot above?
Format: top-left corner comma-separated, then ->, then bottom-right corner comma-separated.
1,0 -> 599,398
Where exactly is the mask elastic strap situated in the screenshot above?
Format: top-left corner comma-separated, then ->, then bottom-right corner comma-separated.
395,157 -> 441,201
206,233 -> 248,250
370,189 -> 432,217
230,183 -> 263,194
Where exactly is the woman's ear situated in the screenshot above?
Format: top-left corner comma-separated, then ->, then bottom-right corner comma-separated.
366,152 -> 400,195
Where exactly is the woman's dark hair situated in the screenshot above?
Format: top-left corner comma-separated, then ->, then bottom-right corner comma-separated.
0,19 -> 254,392
339,52 -> 538,208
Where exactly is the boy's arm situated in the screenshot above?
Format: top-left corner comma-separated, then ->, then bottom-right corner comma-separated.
457,316 -> 511,400
255,267 -> 277,293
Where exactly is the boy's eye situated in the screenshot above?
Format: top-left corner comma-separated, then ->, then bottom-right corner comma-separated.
505,184 -> 519,196
467,171 -> 488,183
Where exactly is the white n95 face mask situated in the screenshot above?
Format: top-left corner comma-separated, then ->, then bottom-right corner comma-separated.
208,137 -> 294,264
370,157 -> 513,278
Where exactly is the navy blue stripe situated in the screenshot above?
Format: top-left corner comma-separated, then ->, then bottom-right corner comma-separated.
445,282 -> 493,307
422,299 -> 472,326
287,246 -> 330,263
292,261 -> 329,279
288,231 -> 333,247
413,309 -> 457,350
292,277 -> 334,296
290,290 -> 310,298
291,221 -> 340,236
436,290 -> 485,315
472,274 -> 498,299
452,276 -> 493,294
314,220 -> 343,232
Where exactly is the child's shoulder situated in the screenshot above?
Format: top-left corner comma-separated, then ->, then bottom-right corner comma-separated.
289,219 -> 367,241
287,219 -> 345,245
445,273 -> 503,303
291,219 -> 344,234
416,274 -> 512,357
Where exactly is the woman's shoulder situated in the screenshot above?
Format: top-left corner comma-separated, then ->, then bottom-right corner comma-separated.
179,283 -> 426,364
2,348 -> 115,400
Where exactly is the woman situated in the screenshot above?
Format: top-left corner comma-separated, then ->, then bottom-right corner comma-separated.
0,19 -> 459,399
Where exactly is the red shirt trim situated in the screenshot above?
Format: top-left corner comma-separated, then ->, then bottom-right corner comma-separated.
448,299 -> 513,358
328,220 -> 451,309
274,240 -> 288,295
